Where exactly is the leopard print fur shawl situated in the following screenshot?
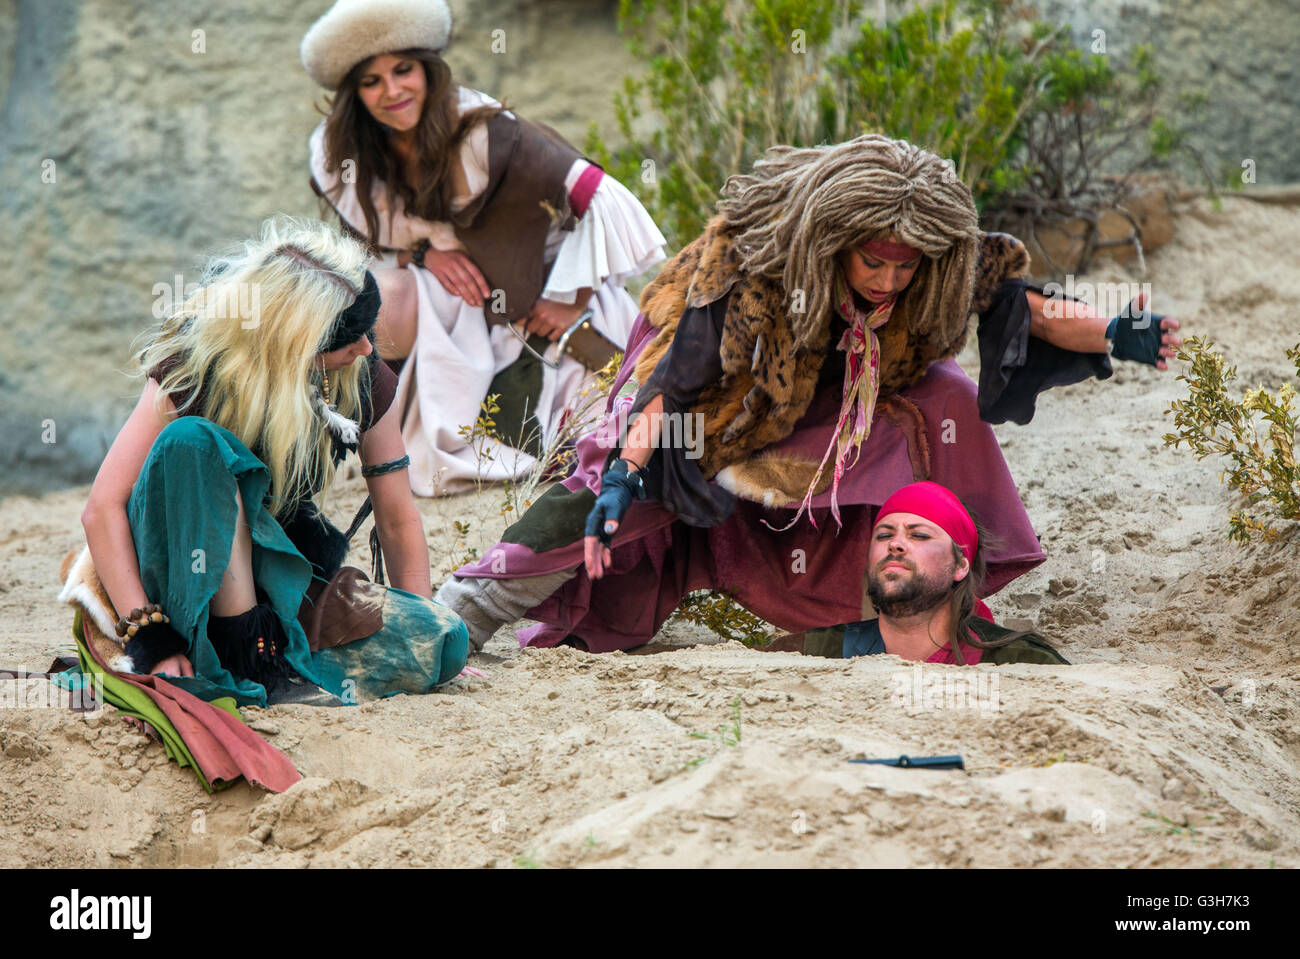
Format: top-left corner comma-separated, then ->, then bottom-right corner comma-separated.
633,217 -> 1030,483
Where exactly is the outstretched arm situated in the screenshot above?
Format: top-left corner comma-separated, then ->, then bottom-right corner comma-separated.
584,394 -> 663,579
1025,289 -> 1182,370
82,381 -> 168,625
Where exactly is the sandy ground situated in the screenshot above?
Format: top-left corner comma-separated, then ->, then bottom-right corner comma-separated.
1,194 -> 1296,868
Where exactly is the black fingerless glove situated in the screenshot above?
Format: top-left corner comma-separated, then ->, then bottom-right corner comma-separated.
1109,301 -> 1165,365
584,459 -> 647,548
126,621 -> 190,675
411,238 -> 432,270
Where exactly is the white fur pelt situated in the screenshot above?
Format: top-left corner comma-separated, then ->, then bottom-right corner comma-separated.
310,384 -> 361,451
58,546 -> 134,673
300,0 -> 453,90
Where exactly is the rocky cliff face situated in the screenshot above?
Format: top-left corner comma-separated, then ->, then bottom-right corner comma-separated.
0,0 -> 627,494
1038,0 -> 1299,186
0,0 -> 1295,494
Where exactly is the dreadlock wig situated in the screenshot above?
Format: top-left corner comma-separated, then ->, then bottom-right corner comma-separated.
717,134 -> 981,351
632,135 -> 1015,511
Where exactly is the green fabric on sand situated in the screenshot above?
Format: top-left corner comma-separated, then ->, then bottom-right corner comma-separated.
500,480 -> 597,553
72,611 -> 238,793
127,418 -> 468,708
128,417 -> 322,707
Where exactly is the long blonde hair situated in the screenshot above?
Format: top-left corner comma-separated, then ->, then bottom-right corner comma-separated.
716,134 -> 981,350
137,216 -> 372,518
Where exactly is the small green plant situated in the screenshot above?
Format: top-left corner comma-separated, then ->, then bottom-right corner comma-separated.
434,354 -> 620,575
669,590 -> 776,648
513,851 -> 541,869
1164,337 -> 1300,543
456,392 -> 503,461
497,353 -> 623,518
688,696 -> 743,747
500,480 -> 519,521
681,697 -> 743,771
442,519 -> 480,577
1140,811 -> 1215,838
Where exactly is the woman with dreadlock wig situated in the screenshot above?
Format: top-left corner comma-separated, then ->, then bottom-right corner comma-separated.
73,216 -> 468,706
435,135 -> 1181,653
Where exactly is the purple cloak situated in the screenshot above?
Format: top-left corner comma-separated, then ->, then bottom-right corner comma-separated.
455,314 -> 1045,651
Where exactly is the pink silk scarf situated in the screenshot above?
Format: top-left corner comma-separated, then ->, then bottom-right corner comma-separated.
771,274 -> 896,531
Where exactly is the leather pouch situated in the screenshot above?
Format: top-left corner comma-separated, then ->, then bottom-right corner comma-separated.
297,566 -> 385,652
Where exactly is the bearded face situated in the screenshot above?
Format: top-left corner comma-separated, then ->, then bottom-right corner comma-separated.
866,513 -> 967,617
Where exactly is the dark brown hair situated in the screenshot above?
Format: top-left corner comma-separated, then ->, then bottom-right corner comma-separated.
318,48 -> 506,247
945,504 -> 1055,664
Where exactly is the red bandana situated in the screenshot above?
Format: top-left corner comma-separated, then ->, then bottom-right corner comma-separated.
875,481 -> 978,564
859,238 -> 922,262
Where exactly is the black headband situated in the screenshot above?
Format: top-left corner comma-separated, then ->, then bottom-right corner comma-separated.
323,270 -> 380,352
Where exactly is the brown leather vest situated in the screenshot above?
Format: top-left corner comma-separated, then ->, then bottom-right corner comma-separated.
451,113 -> 583,324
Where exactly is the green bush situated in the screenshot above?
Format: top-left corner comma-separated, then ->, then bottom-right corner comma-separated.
670,589 -> 776,648
1164,337 -> 1300,543
586,0 -> 1208,255
989,38 -> 1222,265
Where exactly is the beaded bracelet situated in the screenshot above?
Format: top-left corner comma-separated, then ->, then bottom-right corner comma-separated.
114,603 -> 170,641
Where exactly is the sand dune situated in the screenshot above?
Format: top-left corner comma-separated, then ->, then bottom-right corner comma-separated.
1,194 -> 1296,868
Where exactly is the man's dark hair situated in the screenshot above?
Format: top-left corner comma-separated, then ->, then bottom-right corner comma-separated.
944,503 -> 1057,664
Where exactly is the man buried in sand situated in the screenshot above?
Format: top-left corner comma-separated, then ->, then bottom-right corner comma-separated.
767,481 -> 1069,664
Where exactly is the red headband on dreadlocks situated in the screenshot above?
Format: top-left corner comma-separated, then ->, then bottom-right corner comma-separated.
859,238 -> 923,261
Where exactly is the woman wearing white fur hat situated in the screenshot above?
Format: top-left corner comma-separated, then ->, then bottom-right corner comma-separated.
301,0 -> 666,496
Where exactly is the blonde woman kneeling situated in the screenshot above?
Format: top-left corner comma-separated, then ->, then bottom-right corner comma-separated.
78,217 -> 468,706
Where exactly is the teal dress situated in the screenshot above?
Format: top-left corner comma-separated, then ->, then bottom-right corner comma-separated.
129,416 -> 468,707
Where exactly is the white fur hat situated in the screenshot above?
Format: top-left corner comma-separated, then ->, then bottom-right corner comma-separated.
301,0 -> 453,90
